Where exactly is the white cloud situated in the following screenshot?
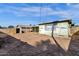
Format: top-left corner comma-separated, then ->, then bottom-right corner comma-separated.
66,3 -> 71,6
46,3 -> 79,20
14,6 -> 54,17
0,3 -> 79,21
21,7 -> 41,12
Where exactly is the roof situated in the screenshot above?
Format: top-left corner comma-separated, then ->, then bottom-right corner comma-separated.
16,25 -> 39,28
39,19 -> 72,25
16,25 -> 32,28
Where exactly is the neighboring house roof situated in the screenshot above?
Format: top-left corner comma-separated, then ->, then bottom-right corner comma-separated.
16,25 -> 32,28
32,25 -> 39,27
39,19 -> 72,25
16,25 -> 39,28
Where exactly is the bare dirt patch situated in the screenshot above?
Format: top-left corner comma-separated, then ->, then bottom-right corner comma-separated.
0,31 -> 79,56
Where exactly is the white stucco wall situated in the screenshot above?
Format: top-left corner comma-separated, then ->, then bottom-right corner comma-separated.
39,22 -> 70,37
39,25 -> 52,36
53,22 -> 69,37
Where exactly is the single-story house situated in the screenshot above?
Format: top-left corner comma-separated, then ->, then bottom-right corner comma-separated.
39,20 -> 72,37
16,25 -> 39,33
16,25 -> 32,33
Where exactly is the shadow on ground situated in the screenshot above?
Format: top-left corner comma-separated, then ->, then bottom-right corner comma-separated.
67,30 -> 79,56
0,31 -> 69,56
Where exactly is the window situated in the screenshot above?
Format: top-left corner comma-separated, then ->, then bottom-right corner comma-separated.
45,25 -> 52,31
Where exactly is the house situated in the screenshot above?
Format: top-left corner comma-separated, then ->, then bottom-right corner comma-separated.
16,25 -> 32,33
39,20 -> 72,37
16,25 -> 39,33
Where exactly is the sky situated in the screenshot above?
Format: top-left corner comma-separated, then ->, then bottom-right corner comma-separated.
0,3 -> 79,26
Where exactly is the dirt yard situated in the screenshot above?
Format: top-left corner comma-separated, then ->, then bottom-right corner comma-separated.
0,31 -> 79,56
13,32 -> 56,46
0,31 -> 65,56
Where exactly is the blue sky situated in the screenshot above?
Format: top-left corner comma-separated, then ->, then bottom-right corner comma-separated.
0,3 -> 79,26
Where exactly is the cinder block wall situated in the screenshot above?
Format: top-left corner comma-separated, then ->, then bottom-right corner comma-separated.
70,26 -> 79,40
0,28 -> 16,35
8,28 -> 16,35
71,26 -> 79,35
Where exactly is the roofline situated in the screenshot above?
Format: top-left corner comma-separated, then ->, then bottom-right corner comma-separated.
39,19 -> 72,25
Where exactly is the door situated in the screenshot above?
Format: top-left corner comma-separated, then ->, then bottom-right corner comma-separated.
16,28 -> 20,33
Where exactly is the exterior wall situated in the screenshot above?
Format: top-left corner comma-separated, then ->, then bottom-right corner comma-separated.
70,26 -> 79,36
39,22 -> 70,37
0,28 -> 16,35
16,27 -> 32,33
22,28 -> 32,32
70,26 -> 79,40
39,22 -> 71,51
39,24 -> 52,36
53,22 -> 69,37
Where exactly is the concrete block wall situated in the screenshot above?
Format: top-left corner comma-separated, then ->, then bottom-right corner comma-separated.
70,26 -> 79,35
70,26 -> 79,40
0,28 -> 16,35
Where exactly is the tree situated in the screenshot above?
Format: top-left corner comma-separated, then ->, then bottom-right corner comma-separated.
29,24 -> 32,26
71,24 -> 74,26
8,25 -> 14,28
0,25 -> 2,28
